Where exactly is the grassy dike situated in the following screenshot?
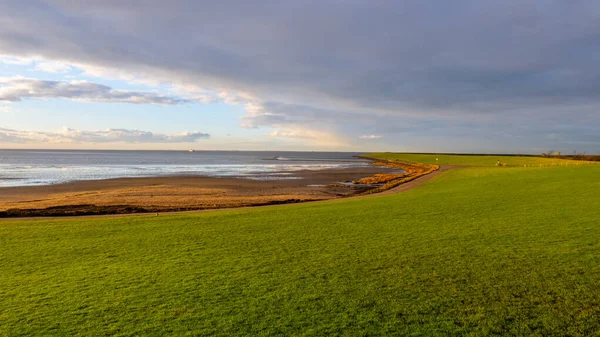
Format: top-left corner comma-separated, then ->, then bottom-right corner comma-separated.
1,157 -> 600,335
364,152 -> 597,167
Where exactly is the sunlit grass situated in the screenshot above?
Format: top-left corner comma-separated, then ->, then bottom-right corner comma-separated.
1,163 -> 599,335
364,152 -> 596,167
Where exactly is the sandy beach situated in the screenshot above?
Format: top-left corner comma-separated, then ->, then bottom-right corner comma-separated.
0,165 -> 399,217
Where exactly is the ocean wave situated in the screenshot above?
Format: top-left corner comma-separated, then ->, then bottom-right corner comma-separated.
0,161 -> 368,187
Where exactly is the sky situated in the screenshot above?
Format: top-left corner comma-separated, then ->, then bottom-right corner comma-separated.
0,0 -> 599,153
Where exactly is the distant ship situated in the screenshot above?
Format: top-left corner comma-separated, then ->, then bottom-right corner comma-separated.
188,149 -> 195,152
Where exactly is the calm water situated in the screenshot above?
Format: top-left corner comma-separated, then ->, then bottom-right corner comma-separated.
0,150 -> 370,187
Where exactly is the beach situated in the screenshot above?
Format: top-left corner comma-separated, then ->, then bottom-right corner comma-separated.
0,165 -> 397,217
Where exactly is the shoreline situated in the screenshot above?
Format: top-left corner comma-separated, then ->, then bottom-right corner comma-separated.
0,160 -> 441,219
0,165 -> 394,218
1,165 -> 456,221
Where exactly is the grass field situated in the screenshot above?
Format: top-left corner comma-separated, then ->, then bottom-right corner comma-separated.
364,152 -> 597,167
1,159 -> 600,335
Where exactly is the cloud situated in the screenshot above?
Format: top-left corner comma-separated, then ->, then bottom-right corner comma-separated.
0,1 -> 599,151
165,131 -> 211,143
239,123 -> 258,129
1,56 -> 72,74
0,77 -> 189,105
360,135 -> 382,140
268,127 -> 347,147
33,61 -> 72,73
269,130 -> 314,139
0,56 -> 34,66
0,126 -> 209,144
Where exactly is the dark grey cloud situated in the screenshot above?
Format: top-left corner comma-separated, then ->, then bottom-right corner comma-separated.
0,0 -> 599,151
0,77 -> 188,105
0,126 -> 209,143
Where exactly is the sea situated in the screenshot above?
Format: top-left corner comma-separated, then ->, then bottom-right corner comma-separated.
0,150 -> 372,187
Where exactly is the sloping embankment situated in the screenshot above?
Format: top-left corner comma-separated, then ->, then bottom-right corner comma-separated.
353,156 -> 440,195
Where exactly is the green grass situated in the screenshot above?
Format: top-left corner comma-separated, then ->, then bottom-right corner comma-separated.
364,152 -> 596,167
1,164 -> 600,335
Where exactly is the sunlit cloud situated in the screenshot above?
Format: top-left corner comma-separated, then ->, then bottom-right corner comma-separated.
0,126 -> 210,144
268,127 -> 347,147
33,61 -> 72,74
359,135 -> 383,140
0,56 -> 35,66
0,77 -> 189,105
239,123 -> 259,129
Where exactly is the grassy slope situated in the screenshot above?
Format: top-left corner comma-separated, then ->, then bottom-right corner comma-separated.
1,165 -> 600,336
364,152 -> 596,167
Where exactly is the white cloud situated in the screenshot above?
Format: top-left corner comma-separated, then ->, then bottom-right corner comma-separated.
0,126 -> 210,144
0,56 -> 35,66
0,77 -> 189,105
168,84 -> 218,104
359,134 -> 383,140
166,131 -> 212,142
268,127 -> 347,147
0,104 -> 11,113
269,130 -> 311,139
1,55 -> 72,73
239,123 -> 258,129
76,63 -> 248,106
33,61 -> 72,73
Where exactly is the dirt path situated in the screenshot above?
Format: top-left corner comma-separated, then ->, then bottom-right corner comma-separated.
1,165 -> 459,221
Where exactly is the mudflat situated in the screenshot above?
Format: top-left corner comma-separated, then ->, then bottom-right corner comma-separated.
0,166 -> 397,217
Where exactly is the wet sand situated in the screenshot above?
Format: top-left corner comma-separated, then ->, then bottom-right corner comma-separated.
0,166 -> 398,217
